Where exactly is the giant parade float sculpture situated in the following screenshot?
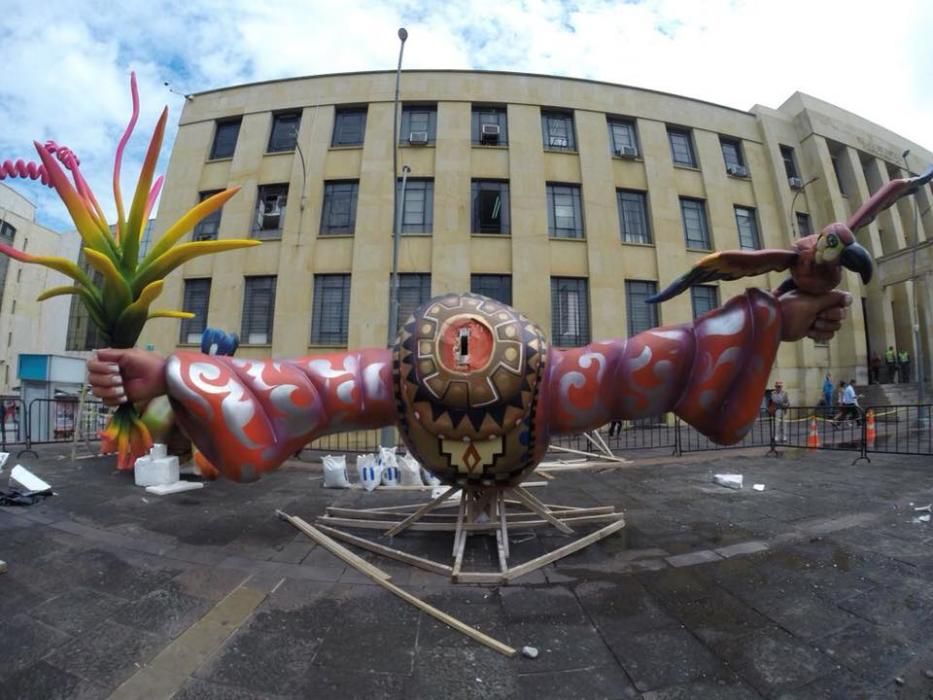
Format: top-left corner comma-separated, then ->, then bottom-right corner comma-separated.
3,75 -> 931,582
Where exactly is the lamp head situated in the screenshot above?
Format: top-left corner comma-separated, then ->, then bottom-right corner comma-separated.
398,27 -> 408,41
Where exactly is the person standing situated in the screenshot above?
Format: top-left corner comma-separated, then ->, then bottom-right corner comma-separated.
840,379 -> 861,426
822,373 -> 834,416
870,353 -> 881,384
770,380 -> 791,442
607,419 -> 622,438
899,349 -> 910,383
885,346 -> 898,383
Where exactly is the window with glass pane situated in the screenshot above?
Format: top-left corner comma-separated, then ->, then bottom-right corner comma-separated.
396,274 -> 431,331
551,277 -> 590,347
668,127 -> 696,167
401,105 -> 437,144
398,179 -> 433,234
210,118 -> 241,160
691,285 -> 719,319
547,183 -> 584,239
608,118 -> 638,155
796,211 -> 812,236
241,276 -> 276,345
617,189 -> 651,244
680,198 -> 711,249
332,108 -> 367,146
193,190 -> 223,240
625,280 -> 659,336
180,279 -> 211,344
735,206 -> 761,250
471,274 -> 512,305
720,138 -> 744,170
0,220 -> 15,311
541,111 -> 575,150
310,274 -> 351,345
320,181 -> 359,235
268,112 -> 300,152
780,145 -> 799,179
471,180 -> 510,234
253,184 -> 288,239
471,106 -> 508,145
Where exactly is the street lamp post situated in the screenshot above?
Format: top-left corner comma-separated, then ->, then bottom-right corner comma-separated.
381,27 -> 408,449
901,150 -> 928,422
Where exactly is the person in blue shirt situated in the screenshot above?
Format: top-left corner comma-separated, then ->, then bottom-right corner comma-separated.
821,372 -> 834,416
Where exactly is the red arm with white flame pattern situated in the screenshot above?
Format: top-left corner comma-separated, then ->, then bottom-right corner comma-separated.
546,288 -> 781,443
165,349 -> 397,482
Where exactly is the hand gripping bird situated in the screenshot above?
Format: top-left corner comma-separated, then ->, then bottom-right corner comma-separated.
647,165 -> 933,304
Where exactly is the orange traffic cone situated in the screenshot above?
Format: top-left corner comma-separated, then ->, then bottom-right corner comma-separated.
807,416 -> 821,449
865,409 -> 876,448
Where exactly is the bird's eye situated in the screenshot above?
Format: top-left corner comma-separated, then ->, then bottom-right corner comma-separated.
827,234 -> 838,247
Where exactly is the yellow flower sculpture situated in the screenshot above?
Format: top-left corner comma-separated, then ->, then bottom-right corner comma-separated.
0,73 -> 260,469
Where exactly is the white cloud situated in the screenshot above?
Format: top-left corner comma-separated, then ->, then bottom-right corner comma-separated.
1,0 -> 930,233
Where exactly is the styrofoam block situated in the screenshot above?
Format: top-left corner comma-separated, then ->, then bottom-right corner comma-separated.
145,481 -> 204,496
0,452 -> 9,472
150,443 -> 167,459
713,473 -> 743,490
752,484 -> 766,491
135,455 -> 179,487
10,465 -> 52,493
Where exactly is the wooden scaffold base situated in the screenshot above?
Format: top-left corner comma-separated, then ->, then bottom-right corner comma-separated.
315,483 -> 625,584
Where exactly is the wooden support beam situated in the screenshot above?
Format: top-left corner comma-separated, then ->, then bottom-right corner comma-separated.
510,487 -> 574,535
547,445 -> 629,463
385,486 -> 460,537
315,523 -> 452,576
276,511 -> 390,581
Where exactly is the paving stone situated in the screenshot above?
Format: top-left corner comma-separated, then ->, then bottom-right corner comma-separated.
666,550 -> 723,568
0,614 -> 71,676
576,579 -> 679,636
112,581 -> 212,638
173,678 -> 299,700
754,592 -> 859,641
666,588 -> 770,646
715,541 -> 769,558
171,565 -> 251,600
517,665 -> 639,699
406,645 -> 517,699
641,678 -> 763,700
418,587 -> 509,650
0,660 -> 107,700
817,620 -> 918,685
500,585 -> 587,623
32,586 -> 125,636
506,620 -> 617,671
608,627 -> 721,692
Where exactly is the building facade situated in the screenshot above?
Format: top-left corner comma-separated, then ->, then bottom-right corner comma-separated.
139,70 -> 932,405
0,182 -> 83,395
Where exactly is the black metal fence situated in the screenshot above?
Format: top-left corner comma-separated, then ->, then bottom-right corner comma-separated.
1,397 -> 114,456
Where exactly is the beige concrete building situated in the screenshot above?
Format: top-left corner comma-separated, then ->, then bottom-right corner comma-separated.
0,182 -> 84,394
139,70 -> 932,405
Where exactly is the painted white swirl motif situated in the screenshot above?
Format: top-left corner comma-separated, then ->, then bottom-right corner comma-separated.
187,361 -> 262,450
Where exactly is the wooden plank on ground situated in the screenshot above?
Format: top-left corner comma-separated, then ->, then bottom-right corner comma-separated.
315,523 -> 452,576
276,511 -> 390,581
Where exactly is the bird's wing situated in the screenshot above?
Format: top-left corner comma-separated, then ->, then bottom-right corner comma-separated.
847,165 -> 933,231
647,249 -> 798,303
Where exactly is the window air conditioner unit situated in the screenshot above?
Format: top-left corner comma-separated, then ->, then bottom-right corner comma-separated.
788,176 -> 803,189
408,131 -> 429,145
480,123 -> 500,144
615,145 -> 638,159
727,165 -> 749,177
549,136 -> 569,148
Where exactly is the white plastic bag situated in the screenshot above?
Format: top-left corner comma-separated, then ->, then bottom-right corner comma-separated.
322,455 -> 350,489
421,466 -> 441,487
398,454 -> 422,486
357,454 -> 383,492
379,446 -> 400,486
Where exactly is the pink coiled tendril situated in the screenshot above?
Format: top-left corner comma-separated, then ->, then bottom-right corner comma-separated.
0,141 -> 81,187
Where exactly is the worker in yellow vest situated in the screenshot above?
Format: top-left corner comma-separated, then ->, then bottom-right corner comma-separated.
885,346 -> 898,383
899,349 -> 910,383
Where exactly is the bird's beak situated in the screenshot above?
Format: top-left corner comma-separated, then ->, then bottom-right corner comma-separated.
840,242 -> 873,284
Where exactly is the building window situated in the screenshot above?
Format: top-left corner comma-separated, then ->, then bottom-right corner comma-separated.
680,197 -> 711,250
471,274 -> 512,305
310,274 -> 351,345
320,181 -> 359,235
608,118 -> 638,157
617,190 -> 651,245
547,183 -> 584,239
720,138 -> 747,175
668,127 -> 697,167
780,145 -> 799,179
396,274 -> 431,331
210,118 -> 241,160
332,108 -> 367,146
0,221 -> 15,309
691,285 -> 719,319
401,105 -> 437,145
471,180 -> 510,234
65,250 -> 106,351
193,190 -> 223,241
551,277 -> 590,347
472,106 -> 508,145
241,276 -> 276,345
253,184 -> 287,239
734,206 -> 761,250
180,279 -> 211,344
267,112 -> 300,153
399,179 -> 433,234
541,110 -> 576,151
796,211 -> 812,237
625,280 -> 660,336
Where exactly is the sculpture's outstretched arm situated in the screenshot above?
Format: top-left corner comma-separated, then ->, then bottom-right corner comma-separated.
164,349 -> 397,481
546,288 -> 850,445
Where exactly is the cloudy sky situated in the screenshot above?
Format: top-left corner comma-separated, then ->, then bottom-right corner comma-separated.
1,0 -> 930,231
